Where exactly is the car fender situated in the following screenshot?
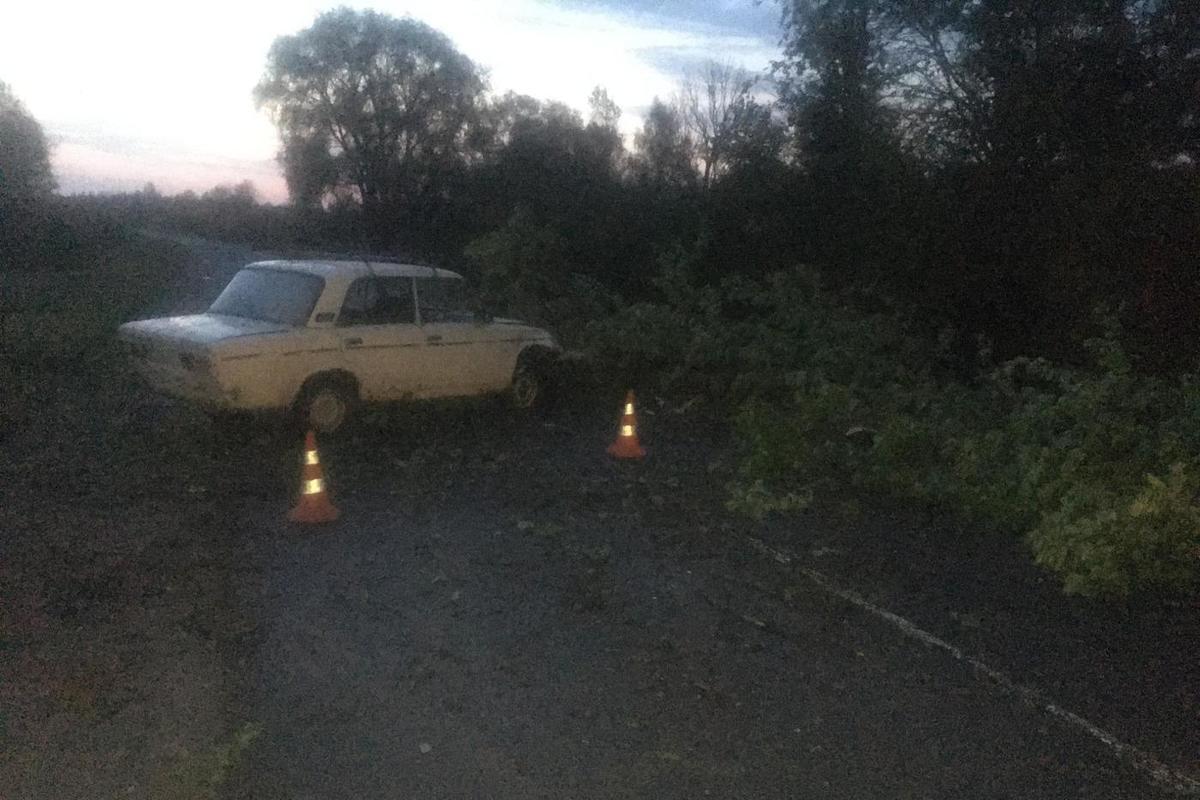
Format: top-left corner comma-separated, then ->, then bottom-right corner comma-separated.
513,343 -> 561,381
293,369 -> 361,409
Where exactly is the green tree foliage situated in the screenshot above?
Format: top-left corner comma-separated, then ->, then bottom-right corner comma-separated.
718,97 -> 787,176
632,99 -> 697,190
465,210 -> 618,339
587,86 -> 621,130
0,82 -> 81,270
776,1 -> 914,286
730,300 -> 1200,597
466,92 -> 636,286
778,1 -> 895,176
776,0 -> 1200,359
0,81 -> 54,210
886,0 -> 1200,170
255,8 -> 486,241
678,62 -> 763,188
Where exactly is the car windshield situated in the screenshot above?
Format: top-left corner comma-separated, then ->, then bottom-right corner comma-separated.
208,268 -> 324,326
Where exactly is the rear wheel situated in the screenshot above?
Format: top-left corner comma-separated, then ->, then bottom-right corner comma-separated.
297,380 -> 357,434
510,362 -> 546,410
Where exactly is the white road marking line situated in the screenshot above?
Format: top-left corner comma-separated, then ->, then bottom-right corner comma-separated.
746,537 -> 1200,796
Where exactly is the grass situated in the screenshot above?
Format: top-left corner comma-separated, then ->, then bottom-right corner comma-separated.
0,233 -> 189,365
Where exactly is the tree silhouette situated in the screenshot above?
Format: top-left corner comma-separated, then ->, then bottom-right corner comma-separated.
678,62 -> 759,189
587,86 -> 621,130
0,81 -> 56,268
0,81 -> 55,213
255,8 -> 486,240
632,99 -> 696,189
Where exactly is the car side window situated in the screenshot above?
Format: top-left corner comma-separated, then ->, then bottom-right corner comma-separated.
416,277 -> 472,323
338,278 -> 415,326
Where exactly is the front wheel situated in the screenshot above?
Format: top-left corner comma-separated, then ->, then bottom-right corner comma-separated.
296,381 -> 357,434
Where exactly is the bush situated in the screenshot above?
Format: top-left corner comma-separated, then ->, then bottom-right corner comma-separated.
466,212 -> 622,345
1031,463 -> 1200,596
734,300 -> 1200,598
582,252 -> 913,405
950,333 -> 1200,596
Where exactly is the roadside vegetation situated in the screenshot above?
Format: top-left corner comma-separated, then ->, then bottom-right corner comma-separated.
4,2 -> 1199,599
548,259 -> 1200,598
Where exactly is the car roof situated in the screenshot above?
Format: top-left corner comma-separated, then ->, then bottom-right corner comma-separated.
246,259 -> 463,281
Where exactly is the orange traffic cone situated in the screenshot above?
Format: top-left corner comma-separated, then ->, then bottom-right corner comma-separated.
607,390 -> 646,459
288,431 -> 340,524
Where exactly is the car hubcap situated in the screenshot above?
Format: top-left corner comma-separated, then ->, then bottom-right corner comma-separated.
513,372 -> 539,408
309,391 -> 346,432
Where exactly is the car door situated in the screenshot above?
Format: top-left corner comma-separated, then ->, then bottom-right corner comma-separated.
336,277 -> 426,401
414,275 -> 510,396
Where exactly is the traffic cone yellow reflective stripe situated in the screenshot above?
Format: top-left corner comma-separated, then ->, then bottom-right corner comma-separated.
289,430 -> 340,524
608,390 -> 646,459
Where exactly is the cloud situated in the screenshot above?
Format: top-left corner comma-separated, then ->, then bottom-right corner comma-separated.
551,0 -> 781,40
635,35 -> 780,81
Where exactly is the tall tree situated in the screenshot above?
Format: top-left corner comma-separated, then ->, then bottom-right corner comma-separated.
632,98 -> 696,188
0,81 -> 55,213
776,0 -> 1200,355
678,62 -> 759,188
876,0 -> 1200,170
0,81 -> 55,268
587,86 -> 621,130
777,0 -> 907,285
778,0 -> 896,179
470,93 -> 629,275
255,9 -> 486,237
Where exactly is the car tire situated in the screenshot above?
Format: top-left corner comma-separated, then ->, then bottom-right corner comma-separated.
297,380 -> 357,435
510,361 -> 547,411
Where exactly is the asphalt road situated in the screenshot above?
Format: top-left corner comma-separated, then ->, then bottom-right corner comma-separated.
214,407 -> 1179,799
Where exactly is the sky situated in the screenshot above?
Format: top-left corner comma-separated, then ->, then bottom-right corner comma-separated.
1,0 -> 782,203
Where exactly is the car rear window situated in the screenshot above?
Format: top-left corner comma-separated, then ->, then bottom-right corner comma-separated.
209,268 -> 325,326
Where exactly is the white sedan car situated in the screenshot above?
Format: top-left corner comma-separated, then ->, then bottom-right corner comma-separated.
118,259 -> 561,432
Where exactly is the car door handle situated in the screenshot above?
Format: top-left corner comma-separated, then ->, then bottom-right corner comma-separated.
426,334 -> 443,343
344,337 -> 363,347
